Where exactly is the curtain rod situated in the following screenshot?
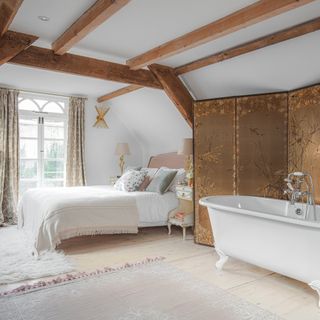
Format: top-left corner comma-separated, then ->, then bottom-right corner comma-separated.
0,86 -> 88,100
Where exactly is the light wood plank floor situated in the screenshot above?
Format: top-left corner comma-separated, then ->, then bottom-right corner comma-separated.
1,226 -> 319,319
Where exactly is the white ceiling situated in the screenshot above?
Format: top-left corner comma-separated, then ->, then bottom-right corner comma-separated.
3,0 -> 320,155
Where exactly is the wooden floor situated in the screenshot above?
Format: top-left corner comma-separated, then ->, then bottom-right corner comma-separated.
2,226 -> 319,319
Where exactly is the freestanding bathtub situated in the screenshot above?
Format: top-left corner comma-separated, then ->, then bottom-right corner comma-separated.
199,195 -> 320,307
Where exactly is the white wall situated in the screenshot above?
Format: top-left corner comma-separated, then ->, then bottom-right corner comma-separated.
106,88 -> 192,165
85,97 -> 143,185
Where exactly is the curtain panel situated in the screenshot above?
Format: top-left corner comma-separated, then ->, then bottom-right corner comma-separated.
66,97 -> 86,187
0,88 -> 19,225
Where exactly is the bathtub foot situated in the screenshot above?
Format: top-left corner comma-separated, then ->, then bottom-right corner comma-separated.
215,248 -> 228,271
309,281 -> 320,308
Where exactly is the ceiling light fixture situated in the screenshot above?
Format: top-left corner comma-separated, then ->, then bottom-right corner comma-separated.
38,15 -> 50,22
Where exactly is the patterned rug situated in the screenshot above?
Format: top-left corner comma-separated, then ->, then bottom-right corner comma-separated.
0,258 -> 281,320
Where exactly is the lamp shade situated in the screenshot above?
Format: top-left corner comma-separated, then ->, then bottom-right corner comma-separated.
115,143 -> 130,156
178,138 -> 193,155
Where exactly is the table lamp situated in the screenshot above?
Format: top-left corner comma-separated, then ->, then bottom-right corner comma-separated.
115,143 -> 130,175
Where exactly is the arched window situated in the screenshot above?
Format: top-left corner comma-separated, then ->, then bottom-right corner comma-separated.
18,93 -> 68,195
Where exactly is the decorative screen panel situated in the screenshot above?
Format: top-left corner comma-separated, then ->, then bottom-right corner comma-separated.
236,94 -> 288,198
288,85 -> 320,203
194,98 -> 236,246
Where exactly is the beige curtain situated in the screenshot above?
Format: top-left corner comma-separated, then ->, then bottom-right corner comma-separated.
66,97 -> 86,186
0,88 -> 19,225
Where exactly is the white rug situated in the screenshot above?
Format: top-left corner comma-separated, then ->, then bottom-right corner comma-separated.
0,226 -> 74,285
0,259 -> 281,320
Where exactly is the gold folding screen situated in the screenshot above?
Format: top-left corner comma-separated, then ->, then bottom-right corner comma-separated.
194,99 -> 235,246
289,85 -> 320,203
194,84 -> 320,246
236,94 -> 288,198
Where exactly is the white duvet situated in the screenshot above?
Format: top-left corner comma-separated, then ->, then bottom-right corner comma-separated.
18,186 -> 178,254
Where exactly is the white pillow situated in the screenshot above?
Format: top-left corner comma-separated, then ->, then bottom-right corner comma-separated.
168,168 -> 186,192
114,170 -> 147,192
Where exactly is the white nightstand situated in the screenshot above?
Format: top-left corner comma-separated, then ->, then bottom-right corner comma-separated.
168,185 -> 194,240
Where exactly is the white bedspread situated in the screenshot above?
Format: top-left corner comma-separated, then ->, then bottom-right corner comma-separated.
18,186 -> 178,254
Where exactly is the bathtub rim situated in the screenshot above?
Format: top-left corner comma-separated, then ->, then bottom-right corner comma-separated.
199,195 -> 320,229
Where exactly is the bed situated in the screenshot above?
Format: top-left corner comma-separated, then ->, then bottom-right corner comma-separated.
18,152 -> 185,255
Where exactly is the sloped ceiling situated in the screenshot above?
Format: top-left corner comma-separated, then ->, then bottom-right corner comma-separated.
2,0 -> 320,154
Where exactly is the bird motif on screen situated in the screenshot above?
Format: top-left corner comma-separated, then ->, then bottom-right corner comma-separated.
93,106 -> 110,128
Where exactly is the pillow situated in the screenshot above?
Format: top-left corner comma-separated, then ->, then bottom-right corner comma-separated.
139,168 -> 158,191
146,167 -> 177,194
114,170 -> 146,192
168,168 -> 186,192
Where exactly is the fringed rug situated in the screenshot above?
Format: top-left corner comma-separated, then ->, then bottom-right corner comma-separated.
0,226 -> 73,284
0,258 -> 281,320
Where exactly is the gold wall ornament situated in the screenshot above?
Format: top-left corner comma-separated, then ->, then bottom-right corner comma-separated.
93,105 -> 110,128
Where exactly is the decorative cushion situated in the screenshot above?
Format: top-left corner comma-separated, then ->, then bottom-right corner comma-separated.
146,167 -> 177,194
139,168 -> 158,191
168,168 -> 186,192
114,170 -> 147,192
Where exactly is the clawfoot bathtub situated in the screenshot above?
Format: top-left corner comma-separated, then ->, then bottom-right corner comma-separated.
200,195 -> 320,307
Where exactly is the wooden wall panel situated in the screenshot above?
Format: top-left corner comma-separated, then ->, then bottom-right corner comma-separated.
194,98 -> 236,246
289,85 -> 320,203
236,94 -> 288,197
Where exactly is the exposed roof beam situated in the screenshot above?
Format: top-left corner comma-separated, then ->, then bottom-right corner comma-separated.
149,64 -> 193,127
97,84 -> 142,103
52,0 -> 130,55
0,30 -> 38,65
0,0 -> 23,37
127,0 -> 314,70
97,16 -> 320,102
175,17 -> 320,75
9,45 -> 162,88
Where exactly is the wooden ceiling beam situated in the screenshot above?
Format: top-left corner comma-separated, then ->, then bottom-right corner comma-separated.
9,45 -> 162,89
97,84 -> 142,103
0,0 -> 23,37
175,17 -> 320,75
149,64 -> 193,127
52,0 -> 130,55
127,0 -> 314,70
0,30 -> 38,65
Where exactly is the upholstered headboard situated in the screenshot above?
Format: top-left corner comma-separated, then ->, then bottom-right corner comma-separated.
147,152 -> 186,169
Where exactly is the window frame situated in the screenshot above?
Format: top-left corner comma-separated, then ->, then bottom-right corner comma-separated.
18,92 -> 69,193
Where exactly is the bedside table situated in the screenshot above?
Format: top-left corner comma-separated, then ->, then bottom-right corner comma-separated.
168,185 -> 194,240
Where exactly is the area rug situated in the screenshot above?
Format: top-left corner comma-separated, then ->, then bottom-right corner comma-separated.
0,226 -> 74,284
0,258 -> 281,320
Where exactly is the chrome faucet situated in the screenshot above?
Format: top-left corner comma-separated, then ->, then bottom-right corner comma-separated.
284,172 -> 316,220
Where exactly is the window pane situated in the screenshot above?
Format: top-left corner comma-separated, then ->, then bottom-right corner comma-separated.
19,99 -> 39,112
20,160 -> 37,179
43,180 -> 64,188
43,102 -> 63,113
20,123 -> 38,138
44,171 -> 64,179
20,139 -> 37,158
44,141 -> 64,158
44,125 -> 64,139
44,160 -> 64,173
20,180 -> 38,195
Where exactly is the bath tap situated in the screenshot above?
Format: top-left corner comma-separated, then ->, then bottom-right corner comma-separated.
284,172 -> 316,220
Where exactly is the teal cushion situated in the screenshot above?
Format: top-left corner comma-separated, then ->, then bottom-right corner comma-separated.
146,168 -> 177,194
